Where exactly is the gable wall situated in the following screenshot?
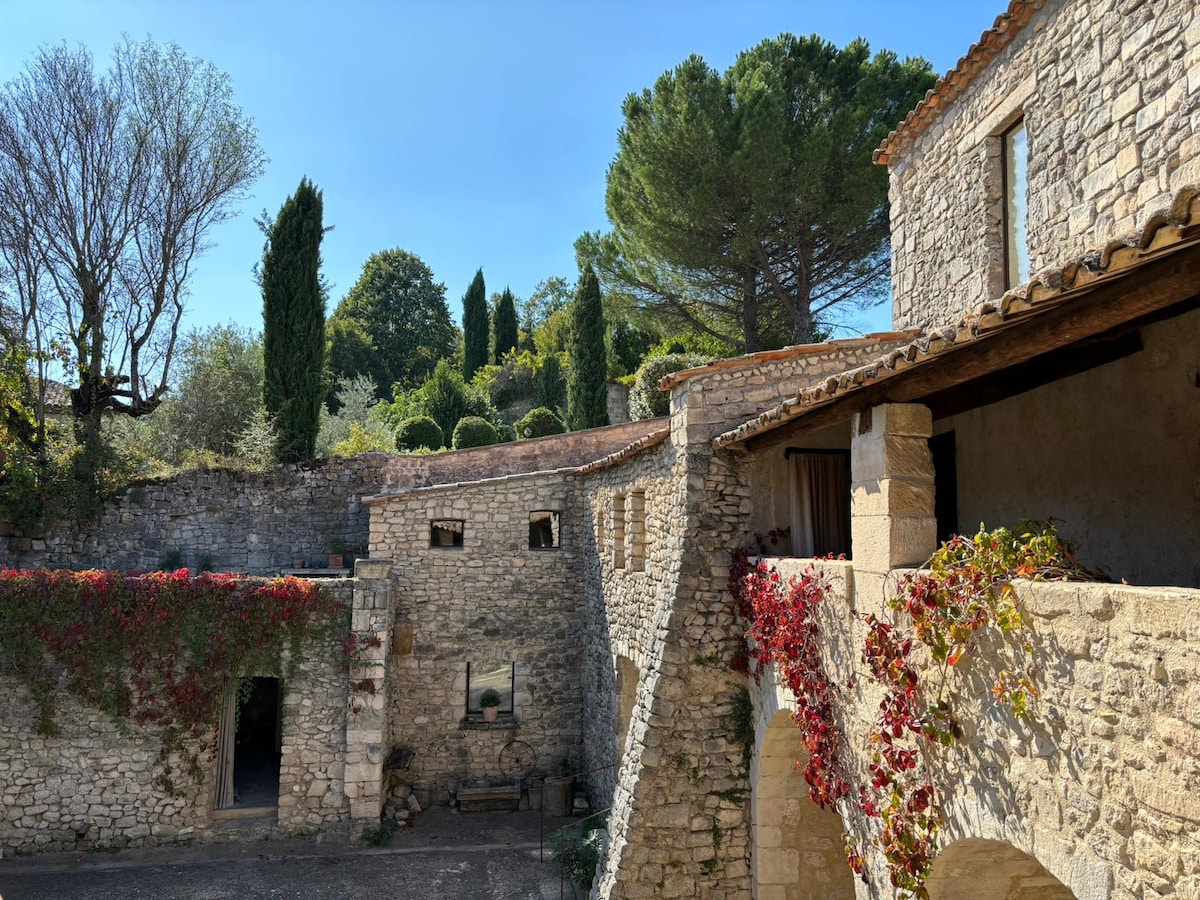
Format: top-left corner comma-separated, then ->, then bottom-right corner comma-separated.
889,0 -> 1200,330
368,474 -> 584,802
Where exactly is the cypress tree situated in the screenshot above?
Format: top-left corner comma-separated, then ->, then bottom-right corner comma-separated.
262,178 -> 326,462
494,287 -> 519,363
566,266 -> 609,431
462,268 -> 489,381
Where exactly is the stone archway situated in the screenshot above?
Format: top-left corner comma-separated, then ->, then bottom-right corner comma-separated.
751,709 -> 856,899
926,838 -> 1076,899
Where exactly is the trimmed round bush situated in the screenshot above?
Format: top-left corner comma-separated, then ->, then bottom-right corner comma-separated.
451,415 -> 499,449
395,415 -> 444,452
515,406 -> 566,440
628,353 -> 714,420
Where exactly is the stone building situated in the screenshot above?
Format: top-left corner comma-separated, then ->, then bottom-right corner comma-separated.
3,0 -> 1200,898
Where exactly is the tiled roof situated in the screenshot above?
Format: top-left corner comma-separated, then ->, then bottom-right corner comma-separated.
873,0 -> 1045,166
657,332 -> 922,391
714,184 -> 1200,449
574,426 -> 671,475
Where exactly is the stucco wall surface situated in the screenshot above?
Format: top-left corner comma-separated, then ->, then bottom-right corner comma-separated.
752,557 -> 1200,900
888,0 -> 1200,329
941,306 -> 1200,588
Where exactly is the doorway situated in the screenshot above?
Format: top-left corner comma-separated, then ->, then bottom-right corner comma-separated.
214,677 -> 281,814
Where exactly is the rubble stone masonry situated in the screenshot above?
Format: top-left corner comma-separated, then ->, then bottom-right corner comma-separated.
888,0 -> 1200,329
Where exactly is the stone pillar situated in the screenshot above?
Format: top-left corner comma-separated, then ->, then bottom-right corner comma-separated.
344,558 -> 393,829
850,404 -> 936,598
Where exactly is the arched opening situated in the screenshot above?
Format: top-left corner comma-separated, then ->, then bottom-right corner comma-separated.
751,709 -> 855,899
926,838 -> 1076,899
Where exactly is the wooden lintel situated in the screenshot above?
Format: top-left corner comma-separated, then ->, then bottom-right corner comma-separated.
740,242 -> 1200,451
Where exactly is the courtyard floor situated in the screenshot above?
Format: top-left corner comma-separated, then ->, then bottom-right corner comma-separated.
0,808 -> 586,900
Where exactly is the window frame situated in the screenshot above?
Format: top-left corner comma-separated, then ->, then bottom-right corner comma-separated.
465,661 -> 515,716
1002,117 -> 1029,291
430,519 -> 464,548
528,510 -> 561,550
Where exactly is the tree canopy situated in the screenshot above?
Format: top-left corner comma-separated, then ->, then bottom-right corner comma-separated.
0,39 -> 266,450
590,35 -> 935,351
262,178 -> 326,463
330,248 -> 457,395
462,268 -> 489,381
566,266 -> 609,431
493,287 -> 519,363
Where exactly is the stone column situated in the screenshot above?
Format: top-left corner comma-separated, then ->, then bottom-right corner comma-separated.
343,558 -> 393,829
850,403 -> 936,601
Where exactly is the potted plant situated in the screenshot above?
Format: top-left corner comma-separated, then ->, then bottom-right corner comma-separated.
326,538 -> 352,569
479,688 -> 502,723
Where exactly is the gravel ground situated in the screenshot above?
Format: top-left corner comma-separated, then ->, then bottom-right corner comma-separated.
0,809 -> 588,900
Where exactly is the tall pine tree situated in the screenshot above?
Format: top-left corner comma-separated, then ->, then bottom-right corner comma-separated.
567,266 -> 609,431
462,268 -> 489,381
494,287 -> 519,363
262,178 -> 326,462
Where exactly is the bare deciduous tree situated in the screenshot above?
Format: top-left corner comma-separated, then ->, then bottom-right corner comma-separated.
0,38 -> 266,453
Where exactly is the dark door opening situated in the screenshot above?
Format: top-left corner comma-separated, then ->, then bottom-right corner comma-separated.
215,677 -> 281,813
929,431 -> 958,545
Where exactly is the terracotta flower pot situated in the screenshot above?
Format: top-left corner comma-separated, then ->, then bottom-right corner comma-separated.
483,706 -> 498,723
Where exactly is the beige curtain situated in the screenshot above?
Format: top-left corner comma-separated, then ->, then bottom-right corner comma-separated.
213,689 -> 237,809
789,452 -> 850,558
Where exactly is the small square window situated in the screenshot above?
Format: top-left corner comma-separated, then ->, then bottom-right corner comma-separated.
467,661 -> 514,714
529,510 -> 561,549
431,519 -> 464,548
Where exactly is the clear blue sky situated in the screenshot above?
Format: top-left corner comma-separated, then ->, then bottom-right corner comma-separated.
0,0 -> 1003,342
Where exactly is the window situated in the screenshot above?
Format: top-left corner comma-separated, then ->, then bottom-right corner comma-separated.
430,519 -> 464,548
612,494 -> 626,569
629,490 -> 646,572
786,448 -> 851,558
529,510 -> 561,549
466,661 -> 514,715
1003,119 -> 1029,289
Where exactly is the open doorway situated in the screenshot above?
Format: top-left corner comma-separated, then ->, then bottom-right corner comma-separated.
214,677 -> 281,815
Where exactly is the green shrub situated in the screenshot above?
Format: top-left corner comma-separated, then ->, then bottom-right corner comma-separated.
396,415 -> 444,452
451,416 -> 499,449
628,353 -> 714,420
515,406 -> 565,440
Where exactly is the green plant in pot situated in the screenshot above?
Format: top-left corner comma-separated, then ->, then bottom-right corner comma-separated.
479,688 -> 502,722
326,538 -> 353,569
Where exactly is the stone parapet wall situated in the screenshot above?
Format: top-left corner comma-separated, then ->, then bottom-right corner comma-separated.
752,557 -> 1200,899
1,420 -> 662,576
888,0 -> 1200,329
369,473 -> 584,801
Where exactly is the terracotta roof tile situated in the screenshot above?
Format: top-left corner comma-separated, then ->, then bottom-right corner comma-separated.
874,0 -> 1045,166
714,184 -> 1200,449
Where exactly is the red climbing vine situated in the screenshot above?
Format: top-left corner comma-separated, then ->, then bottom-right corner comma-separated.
0,567 -> 349,791
731,521 -> 1098,897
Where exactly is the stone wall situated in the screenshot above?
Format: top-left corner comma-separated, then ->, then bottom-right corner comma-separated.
751,557 -> 1200,900
0,580 -> 353,854
586,343 -> 913,899
1,420 -> 660,576
887,0 -> 1200,329
368,473 -> 584,802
